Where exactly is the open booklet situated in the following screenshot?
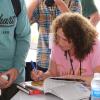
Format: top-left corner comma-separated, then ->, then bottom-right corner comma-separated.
17,77 -> 90,100
43,77 -> 90,100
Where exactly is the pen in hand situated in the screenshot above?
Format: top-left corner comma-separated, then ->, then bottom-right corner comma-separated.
31,61 -> 37,73
31,61 -> 43,81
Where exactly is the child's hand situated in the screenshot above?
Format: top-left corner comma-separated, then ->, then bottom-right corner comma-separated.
31,70 -> 43,81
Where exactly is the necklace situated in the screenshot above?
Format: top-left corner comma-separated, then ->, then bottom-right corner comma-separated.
64,50 -> 82,76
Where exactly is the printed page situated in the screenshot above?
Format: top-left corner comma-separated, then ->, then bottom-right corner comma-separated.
43,78 -> 90,100
44,78 -> 67,93
52,82 -> 90,100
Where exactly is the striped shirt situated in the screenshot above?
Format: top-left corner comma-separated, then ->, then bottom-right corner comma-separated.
32,0 -> 82,69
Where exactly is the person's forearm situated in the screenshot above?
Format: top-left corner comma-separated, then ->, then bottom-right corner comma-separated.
54,0 -> 69,13
27,0 -> 41,21
42,71 -> 51,80
90,12 -> 100,26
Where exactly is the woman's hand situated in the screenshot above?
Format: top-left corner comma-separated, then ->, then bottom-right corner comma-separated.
31,70 -> 44,81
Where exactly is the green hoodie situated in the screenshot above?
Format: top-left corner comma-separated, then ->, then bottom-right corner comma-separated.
81,0 -> 97,17
0,0 -> 30,83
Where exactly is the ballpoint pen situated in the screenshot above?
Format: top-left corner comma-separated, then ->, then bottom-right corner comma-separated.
31,61 -> 37,73
31,61 -> 43,81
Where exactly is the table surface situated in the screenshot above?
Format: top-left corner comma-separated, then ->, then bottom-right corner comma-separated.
11,91 -> 62,100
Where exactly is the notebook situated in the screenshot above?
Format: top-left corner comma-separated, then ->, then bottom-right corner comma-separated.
43,77 -> 90,100
17,77 -> 90,100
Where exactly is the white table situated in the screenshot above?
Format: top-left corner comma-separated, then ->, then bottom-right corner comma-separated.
11,91 -> 62,100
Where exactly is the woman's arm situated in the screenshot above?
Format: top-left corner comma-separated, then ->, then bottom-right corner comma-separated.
47,60 -> 59,77
54,0 -> 82,13
54,0 -> 70,13
38,59 -> 59,80
27,0 -> 41,21
31,59 -> 58,81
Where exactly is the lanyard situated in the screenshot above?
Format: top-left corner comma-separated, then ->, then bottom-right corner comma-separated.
64,50 -> 81,76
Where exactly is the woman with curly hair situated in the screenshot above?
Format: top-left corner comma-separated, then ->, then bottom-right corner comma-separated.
31,13 -> 100,85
